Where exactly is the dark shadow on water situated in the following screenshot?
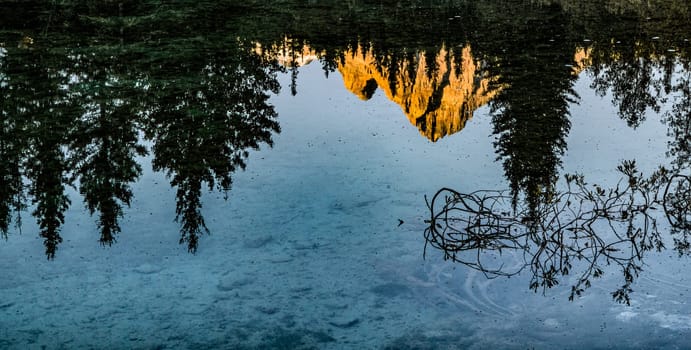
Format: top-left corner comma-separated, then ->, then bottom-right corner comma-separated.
0,0 -> 690,263
0,1 -> 282,258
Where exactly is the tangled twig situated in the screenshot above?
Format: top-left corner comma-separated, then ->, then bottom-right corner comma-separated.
424,160 -> 691,304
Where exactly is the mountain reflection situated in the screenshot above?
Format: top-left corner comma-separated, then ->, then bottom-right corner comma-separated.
413,1 -> 691,302
0,0 -> 690,284
255,39 -> 502,142
340,44 -> 500,142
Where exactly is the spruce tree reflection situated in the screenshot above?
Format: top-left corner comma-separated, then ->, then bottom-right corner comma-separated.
0,46 -> 26,239
8,47 -> 74,259
67,53 -> 147,247
0,2 -> 282,257
143,40 -> 280,253
423,1 -> 691,303
424,7 -> 691,302
485,3 -> 577,216
1,0 -> 689,269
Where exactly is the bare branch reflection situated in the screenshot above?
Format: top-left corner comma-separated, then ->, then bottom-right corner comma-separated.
425,161 -> 691,304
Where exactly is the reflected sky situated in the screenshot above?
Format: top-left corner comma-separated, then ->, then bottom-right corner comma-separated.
1,1 -> 691,349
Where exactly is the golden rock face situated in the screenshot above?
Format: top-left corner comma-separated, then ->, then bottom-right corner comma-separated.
572,46 -> 592,75
254,39 -> 593,142
338,45 -> 501,142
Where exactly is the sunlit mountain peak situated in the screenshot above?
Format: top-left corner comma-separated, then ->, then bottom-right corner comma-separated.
254,39 -> 598,142
337,44 -> 502,142
573,46 -> 592,75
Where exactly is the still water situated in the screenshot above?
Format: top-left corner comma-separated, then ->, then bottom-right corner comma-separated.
1,1 -> 691,349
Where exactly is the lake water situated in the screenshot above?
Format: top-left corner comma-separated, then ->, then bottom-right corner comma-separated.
1,1 -> 691,349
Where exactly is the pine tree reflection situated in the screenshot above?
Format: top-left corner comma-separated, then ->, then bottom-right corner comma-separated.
6,47 -> 74,259
0,47 -> 26,239
0,2 -> 282,258
423,1 -> 691,303
1,0 -> 689,268
67,53 -> 147,247
485,3 -> 577,216
143,40 -> 280,253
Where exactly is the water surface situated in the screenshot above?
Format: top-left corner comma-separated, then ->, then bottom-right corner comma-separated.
1,1 -> 691,349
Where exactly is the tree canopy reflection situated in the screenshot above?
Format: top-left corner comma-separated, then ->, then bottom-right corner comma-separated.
413,1 -> 691,302
143,40 -> 280,253
66,48 -> 147,249
0,1 -> 281,258
0,0 -> 689,295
